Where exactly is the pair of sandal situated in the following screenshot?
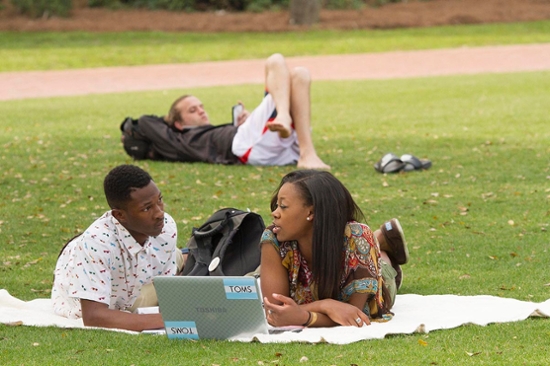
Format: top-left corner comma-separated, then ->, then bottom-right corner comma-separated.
374,153 -> 432,174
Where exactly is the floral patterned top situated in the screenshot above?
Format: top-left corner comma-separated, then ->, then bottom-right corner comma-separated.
261,221 -> 392,320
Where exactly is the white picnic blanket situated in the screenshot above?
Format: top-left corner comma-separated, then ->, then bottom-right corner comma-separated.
1,289 -> 549,344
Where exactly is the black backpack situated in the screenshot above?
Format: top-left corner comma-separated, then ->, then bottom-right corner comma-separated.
120,116 -> 152,160
181,208 -> 265,277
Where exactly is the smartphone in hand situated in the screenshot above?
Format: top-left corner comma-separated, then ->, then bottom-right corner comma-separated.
232,104 -> 244,126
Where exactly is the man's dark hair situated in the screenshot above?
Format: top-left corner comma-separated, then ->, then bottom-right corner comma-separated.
103,165 -> 152,209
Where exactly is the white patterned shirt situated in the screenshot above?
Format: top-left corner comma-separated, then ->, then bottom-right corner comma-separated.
51,211 -> 178,319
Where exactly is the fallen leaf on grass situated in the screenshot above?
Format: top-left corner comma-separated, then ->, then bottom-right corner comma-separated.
465,351 -> 481,357
299,356 -> 309,362
31,288 -> 51,294
6,321 -> 23,326
418,339 -> 428,346
23,258 -> 43,268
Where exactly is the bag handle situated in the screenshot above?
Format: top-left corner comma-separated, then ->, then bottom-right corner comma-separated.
192,211 -> 232,239
185,214 -> 231,274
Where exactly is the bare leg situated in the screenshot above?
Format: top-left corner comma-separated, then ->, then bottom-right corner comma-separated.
264,53 -> 293,138
264,53 -> 329,169
289,66 -> 330,170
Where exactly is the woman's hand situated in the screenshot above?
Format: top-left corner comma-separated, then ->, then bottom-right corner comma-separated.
264,293 -> 310,327
322,299 -> 371,327
264,295 -> 371,328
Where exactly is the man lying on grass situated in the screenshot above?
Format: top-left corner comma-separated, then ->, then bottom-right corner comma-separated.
51,164 -> 184,331
121,53 -> 330,170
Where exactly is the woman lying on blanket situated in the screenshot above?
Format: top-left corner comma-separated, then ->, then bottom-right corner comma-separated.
260,170 -> 409,327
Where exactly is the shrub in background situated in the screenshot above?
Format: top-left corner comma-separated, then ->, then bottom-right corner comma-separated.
11,0 -> 410,17
368,0 -> 404,6
88,0 -> 371,12
88,0 -> 115,7
129,0 -> 195,11
246,0 -> 272,12
324,0 -> 363,10
10,0 -> 72,17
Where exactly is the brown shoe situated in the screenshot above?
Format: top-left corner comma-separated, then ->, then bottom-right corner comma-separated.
394,263 -> 403,290
380,218 -> 409,265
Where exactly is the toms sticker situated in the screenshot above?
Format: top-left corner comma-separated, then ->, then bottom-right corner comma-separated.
165,321 -> 199,340
223,277 -> 258,300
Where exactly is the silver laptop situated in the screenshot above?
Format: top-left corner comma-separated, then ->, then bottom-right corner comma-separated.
154,276 -> 270,340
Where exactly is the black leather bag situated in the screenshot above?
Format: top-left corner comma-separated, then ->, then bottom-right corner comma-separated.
181,208 -> 265,277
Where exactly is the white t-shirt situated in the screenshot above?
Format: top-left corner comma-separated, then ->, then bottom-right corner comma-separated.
51,211 -> 178,319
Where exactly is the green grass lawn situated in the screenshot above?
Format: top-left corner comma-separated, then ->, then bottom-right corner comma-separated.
1,69 -> 549,364
1,20 -> 550,71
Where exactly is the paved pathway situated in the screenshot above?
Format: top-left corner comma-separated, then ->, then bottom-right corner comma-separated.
1,44 -> 549,101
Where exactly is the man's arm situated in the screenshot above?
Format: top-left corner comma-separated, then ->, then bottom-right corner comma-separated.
134,115 -> 183,161
136,115 -> 211,162
81,299 -> 164,332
